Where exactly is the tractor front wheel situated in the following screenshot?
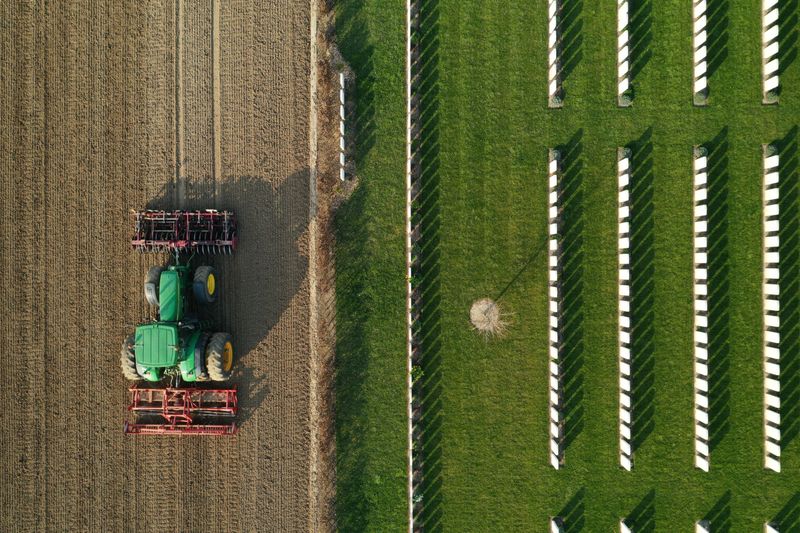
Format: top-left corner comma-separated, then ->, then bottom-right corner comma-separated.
120,334 -> 141,380
206,332 -> 233,381
193,266 -> 218,304
144,266 -> 163,307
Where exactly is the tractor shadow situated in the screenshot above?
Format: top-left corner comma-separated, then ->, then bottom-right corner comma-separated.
777,127 -> 800,448
559,129 -> 585,451
629,128 -> 655,452
145,172 -> 309,425
705,128 -> 731,452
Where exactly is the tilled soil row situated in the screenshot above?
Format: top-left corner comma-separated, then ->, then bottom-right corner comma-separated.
0,1 -> 321,531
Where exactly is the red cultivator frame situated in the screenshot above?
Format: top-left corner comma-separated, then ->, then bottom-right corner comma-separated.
124,387 -> 238,435
131,209 -> 237,254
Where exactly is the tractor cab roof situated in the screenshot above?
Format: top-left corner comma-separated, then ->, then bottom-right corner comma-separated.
135,323 -> 180,367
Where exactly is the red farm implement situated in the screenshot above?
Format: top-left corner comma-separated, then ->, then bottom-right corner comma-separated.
124,387 -> 238,435
131,209 -> 237,254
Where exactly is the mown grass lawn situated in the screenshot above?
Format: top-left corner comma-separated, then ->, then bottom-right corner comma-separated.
336,0 -> 800,531
334,1 -> 407,531
417,0 -> 800,531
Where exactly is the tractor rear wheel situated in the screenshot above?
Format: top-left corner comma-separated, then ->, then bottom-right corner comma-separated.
206,332 -> 233,381
120,334 -> 141,380
144,266 -> 163,307
193,266 -> 218,304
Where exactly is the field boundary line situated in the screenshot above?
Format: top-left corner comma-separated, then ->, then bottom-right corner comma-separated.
405,0 -> 415,530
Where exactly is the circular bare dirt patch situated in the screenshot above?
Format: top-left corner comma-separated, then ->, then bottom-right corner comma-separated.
470,298 -> 506,337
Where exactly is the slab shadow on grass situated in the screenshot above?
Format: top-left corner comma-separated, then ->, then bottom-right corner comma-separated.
628,0 -> 653,83
558,129 -> 584,451
557,0 -> 583,99
771,492 -> 800,531
705,127 -> 731,452
629,128 -> 655,452
336,0 -> 377,165
624,489 -> 655,533
778,127 -> 800,448
706,0 -> 729,78
414,0 -> 443,530
702,491 -> 732,533
554,487 -> 586,533
779,0 -> 798,78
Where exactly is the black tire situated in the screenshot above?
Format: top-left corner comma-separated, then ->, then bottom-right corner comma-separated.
120,334 -> 141,380
206,332 -> 233,381
194,333 -> 211,382
144,266 -> 163,307
193,266 -> 218,304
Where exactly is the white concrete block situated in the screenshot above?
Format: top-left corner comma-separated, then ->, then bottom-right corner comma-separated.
766,361 -> 781,376
766,377 -> 781,393
765,25 -> 779,43
765,187 -> 780,203
765,394 -> 781,411
765,204 -> 779,217
765,58 -> 780,75
696,455 -> 710,471
765,455 -> 781,472
766,408 -> 781,425
765,76 -> 780,92
766,423 -> 781,440
766,440 -> 781,457
695,77 -> 708,92
765,42 -> 780,59
765,314 -> 780,329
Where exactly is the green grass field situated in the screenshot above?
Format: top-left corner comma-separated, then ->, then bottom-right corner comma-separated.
334,1 -> 408,530
337,0 -> 800,531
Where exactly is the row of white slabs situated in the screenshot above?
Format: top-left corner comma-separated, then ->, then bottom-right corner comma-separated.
550,0 -> 783,105
692,0 -> 781,104
550,516 -> 781,532
552,518 -> 781,532
693,145 -> 783,472
549,146 -> 786,473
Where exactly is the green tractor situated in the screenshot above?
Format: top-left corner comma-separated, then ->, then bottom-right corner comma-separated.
120,262 -> 233,383
121,209 -> 238,384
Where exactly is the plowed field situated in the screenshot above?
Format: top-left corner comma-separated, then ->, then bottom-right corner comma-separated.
0,1 -> 330,531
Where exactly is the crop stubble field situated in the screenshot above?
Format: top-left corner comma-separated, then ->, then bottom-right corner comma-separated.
0,1 -> 331,531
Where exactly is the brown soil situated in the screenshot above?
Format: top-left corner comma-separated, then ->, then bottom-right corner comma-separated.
0,1 -> 335,531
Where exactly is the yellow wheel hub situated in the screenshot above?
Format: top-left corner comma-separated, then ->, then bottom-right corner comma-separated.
207,273 -> 216,296
223,341 -> 233,372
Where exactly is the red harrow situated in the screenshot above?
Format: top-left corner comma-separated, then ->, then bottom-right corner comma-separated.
131,209 -> 237,254
124,387 -> 238,435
